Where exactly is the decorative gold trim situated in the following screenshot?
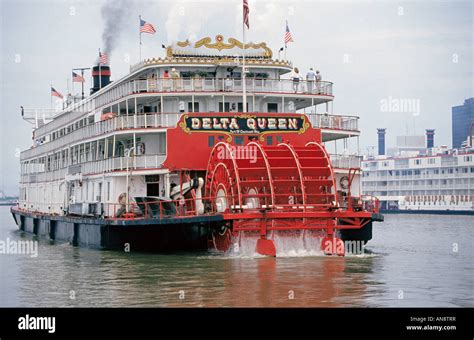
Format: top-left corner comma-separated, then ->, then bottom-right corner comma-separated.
177,40 -> 190,48
172,35 -> 273,58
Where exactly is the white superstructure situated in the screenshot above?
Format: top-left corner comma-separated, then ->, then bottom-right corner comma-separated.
362,146 -> 474,211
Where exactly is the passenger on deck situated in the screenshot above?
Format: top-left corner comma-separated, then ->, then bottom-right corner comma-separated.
306,68 -> 316,93
291,67 -> 302,93
315,70 -> 322,94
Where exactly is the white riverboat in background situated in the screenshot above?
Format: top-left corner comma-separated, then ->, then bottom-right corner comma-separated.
362,131 -> 474,214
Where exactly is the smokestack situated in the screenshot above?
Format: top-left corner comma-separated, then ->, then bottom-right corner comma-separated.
90,65 -> 111,94
377,128 -> 386,155
426,129 -> 435,148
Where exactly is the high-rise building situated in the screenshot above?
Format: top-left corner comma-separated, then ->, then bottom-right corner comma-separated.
377,128 -> 386,155
452,98 -> 474,148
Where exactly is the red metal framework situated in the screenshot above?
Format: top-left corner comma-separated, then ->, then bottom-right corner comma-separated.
205,141 -> 378,256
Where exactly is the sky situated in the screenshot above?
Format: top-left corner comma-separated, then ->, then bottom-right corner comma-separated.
0,0 -> 473,195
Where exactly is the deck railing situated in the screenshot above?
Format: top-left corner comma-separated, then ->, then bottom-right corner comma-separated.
307,113 -> 359,131
22,112 -> 359,161
20,154 -> 166,183
330,154 -> 362,169
95,77 -> 333,108
22,113 -> 180,160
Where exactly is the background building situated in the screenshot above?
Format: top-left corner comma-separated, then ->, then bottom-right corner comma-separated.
452,98 -> 474,148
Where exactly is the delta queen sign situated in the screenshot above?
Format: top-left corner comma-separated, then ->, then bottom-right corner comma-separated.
164,112 -> 319,170
178,113 -> 311,142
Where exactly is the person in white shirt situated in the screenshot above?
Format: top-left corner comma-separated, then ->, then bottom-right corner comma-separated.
291,67 -> 302,93
315,70 -> 322,94
306,68 -> 316,93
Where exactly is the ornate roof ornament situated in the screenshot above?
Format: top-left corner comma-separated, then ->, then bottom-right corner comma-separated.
167,35 -> 273,59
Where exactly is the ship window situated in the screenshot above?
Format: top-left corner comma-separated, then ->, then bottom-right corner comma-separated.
276,136 -> 283,143
267,103 -> 278,113
219,102 -> 230,112
147,183 -> 160,196
97,182 -> 102,202
188,102 -> 200,112
235,136 -> 244,145
237,103 -> 249,112
208,136 -> 215,147
266,136 -> 273,145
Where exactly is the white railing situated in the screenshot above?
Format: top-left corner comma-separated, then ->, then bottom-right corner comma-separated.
20,154 -> 166,184
307,113 -> 359,131
95,77 -> 334,108
330,154 -> 362,169
21,113 -> 180,160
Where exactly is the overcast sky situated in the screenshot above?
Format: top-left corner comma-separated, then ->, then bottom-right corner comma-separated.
1,0 -> 472,195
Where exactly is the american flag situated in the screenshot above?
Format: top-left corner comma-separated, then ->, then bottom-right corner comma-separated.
284,21 -> 294,45
140,18 -> 156,34
51,87 -> 63,99
72,71 -> 85,83
243,0 -> 250,29
99,51 -> 108,64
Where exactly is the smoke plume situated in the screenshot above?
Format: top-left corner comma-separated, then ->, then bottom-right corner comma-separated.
101,0 -> 129,55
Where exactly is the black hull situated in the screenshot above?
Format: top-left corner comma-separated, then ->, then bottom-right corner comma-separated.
10,208 -> 222,252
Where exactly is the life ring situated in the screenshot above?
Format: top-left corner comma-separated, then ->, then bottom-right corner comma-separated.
339,176 -> 349,189
118,193 -> 127,205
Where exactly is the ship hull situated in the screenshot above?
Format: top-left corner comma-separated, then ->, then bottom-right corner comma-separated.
10,208 -> 219,252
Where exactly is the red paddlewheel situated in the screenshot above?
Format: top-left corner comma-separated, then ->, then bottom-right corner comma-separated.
256,239 -> 276,257
321,236 -> 345,256
205,141 -> 340,256
211,227 -> 233,253
205,141 -> 337,211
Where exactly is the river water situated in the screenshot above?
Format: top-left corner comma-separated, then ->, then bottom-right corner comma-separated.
0,206 -> 472,307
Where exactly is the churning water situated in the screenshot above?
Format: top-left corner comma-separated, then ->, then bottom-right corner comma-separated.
0,206 -> 472,307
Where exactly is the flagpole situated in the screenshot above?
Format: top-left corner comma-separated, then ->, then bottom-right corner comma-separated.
81,70 -> 85,99
98,48 -> 102,90
71,70 -> 75,96
242,12 -> 247,113
139,15 -> 142,62
50,84 -> 52,109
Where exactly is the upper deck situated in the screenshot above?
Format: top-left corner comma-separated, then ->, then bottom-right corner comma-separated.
20,35 -> 359,164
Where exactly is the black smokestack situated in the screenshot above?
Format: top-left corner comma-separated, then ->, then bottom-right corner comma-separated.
377,128 -> 386,155
101,0 -> 129,56
91,65 -> 111,94
426,129 -> 435,148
